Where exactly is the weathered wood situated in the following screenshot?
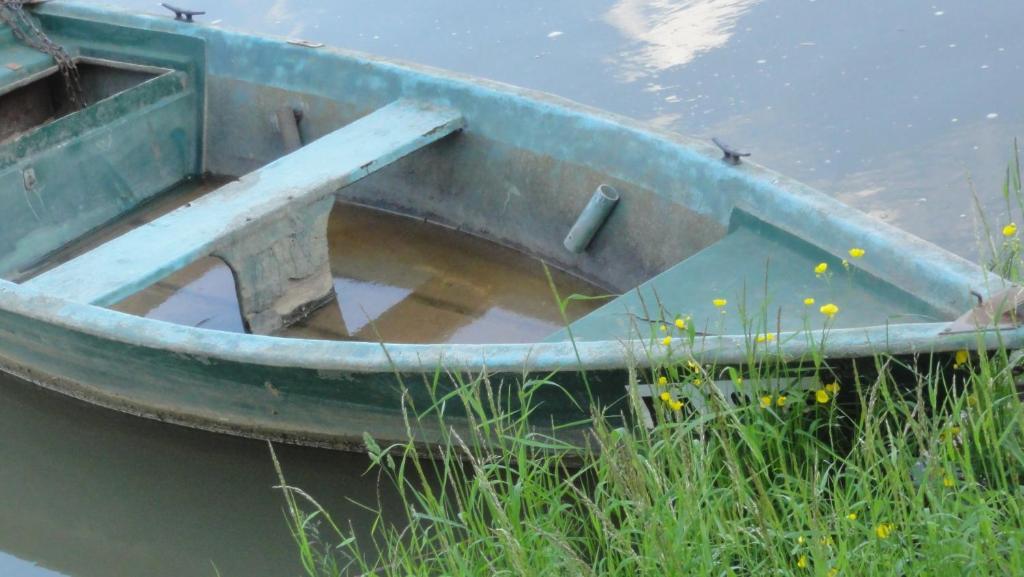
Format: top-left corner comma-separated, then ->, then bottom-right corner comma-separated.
24,99 -> 465,333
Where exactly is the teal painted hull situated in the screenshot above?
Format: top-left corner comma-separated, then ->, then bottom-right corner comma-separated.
0,2 -> 1017,450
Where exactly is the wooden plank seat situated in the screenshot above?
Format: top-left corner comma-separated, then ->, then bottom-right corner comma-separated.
24,99 -> 465,334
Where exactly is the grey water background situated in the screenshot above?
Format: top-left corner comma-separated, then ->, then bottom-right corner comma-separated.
2,0 -> 1022,575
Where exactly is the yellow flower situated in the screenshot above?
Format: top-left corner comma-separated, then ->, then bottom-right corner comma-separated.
954,349 -> 968,368
693,378 -> 703,385
819,303 -> 839,318
849,247 -> 865,258
875,523 -> 895,539
943,476 -> 956,488
846,512 -> 857,521
760,395 -> 772,409
713,298 -> 728,308
669,399 -> 684,411
674,318 -> 686,329
687,360 -> 701,371
755,333 -> 775,343
803,297 -> 815,306
797,536 -> 806,545
1003,222 -> 1018,237
797,555 -> 808,569
824,382 -> 840,395
776,395 -> 787,407
659,324 -> 667,332
657,376 -> 668,386
815,389 -> 830,404
659,391 -> 671,402
828,569 -> 839,577
814,262 -> 828,275
662,336 -> 672,346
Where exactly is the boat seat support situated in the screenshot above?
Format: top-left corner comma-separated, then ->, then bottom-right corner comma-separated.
215,196 -> 335,335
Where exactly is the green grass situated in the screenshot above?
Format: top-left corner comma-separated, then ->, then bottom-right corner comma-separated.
274,147 -> 1024,577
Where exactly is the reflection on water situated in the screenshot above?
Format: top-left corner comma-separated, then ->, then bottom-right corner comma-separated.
605,0 -> 760,81
0,372 -> 402,577
112,202 -> 604,342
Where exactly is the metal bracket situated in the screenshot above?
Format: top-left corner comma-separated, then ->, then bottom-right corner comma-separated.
712,137 -> 751,165
160,3 -> 205,22
287,39 -> 325,48
943,285 -> 1024,334
22,167 -> 36,190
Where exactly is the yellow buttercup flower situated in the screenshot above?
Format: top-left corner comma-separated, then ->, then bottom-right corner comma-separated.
814,262 -> 828,275
659,324 -> 667,332
828,569 -> 839,577
760,395 -> 772,409
797,536 -> 806,545
755,333 -> 775,343
875,523 -> 895,539
674,318 -> 686,329
657,376 -> 668,386
824,382 -> 840,395
943,476 -> 956,488
1003,222 -> 1018,237
803,297 -> 815,306
954,349 -> 968,368
662,336 -> 672,346
693,378 -> 703,386
686,360 -> 701,371
713,298 -> 728,308
849,247 -> 865,258
846,512 -> 857,521
819,303 -> 839,318
776,395 -> 787,407
669,399 -> 684,411
659,391 -> 671,402
815,389 -> 830,404
797,555 -> 808,569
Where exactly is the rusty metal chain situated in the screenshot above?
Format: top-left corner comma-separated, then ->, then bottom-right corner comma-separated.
0,0 -> 85,108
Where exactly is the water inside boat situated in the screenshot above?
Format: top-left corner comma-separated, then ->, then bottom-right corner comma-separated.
20,179 -> 606,343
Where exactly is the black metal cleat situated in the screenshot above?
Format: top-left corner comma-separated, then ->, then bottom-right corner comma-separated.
161,3 -> 205,22
712,137 -> 751,166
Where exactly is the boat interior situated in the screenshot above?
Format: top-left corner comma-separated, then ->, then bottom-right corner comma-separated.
0,5 -> 987,347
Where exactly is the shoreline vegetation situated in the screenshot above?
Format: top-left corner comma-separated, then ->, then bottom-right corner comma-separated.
273,146 -> 1024,576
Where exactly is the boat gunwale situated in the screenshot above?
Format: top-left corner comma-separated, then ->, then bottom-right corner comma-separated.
1,280 -> 1018,373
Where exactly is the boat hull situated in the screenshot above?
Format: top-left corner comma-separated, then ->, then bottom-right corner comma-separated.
0,3 -> 1017,451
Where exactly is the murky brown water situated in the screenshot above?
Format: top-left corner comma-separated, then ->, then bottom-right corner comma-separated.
102,181 -> 604,343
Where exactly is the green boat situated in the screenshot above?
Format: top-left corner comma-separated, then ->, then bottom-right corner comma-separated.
0,1 -> 1018,451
